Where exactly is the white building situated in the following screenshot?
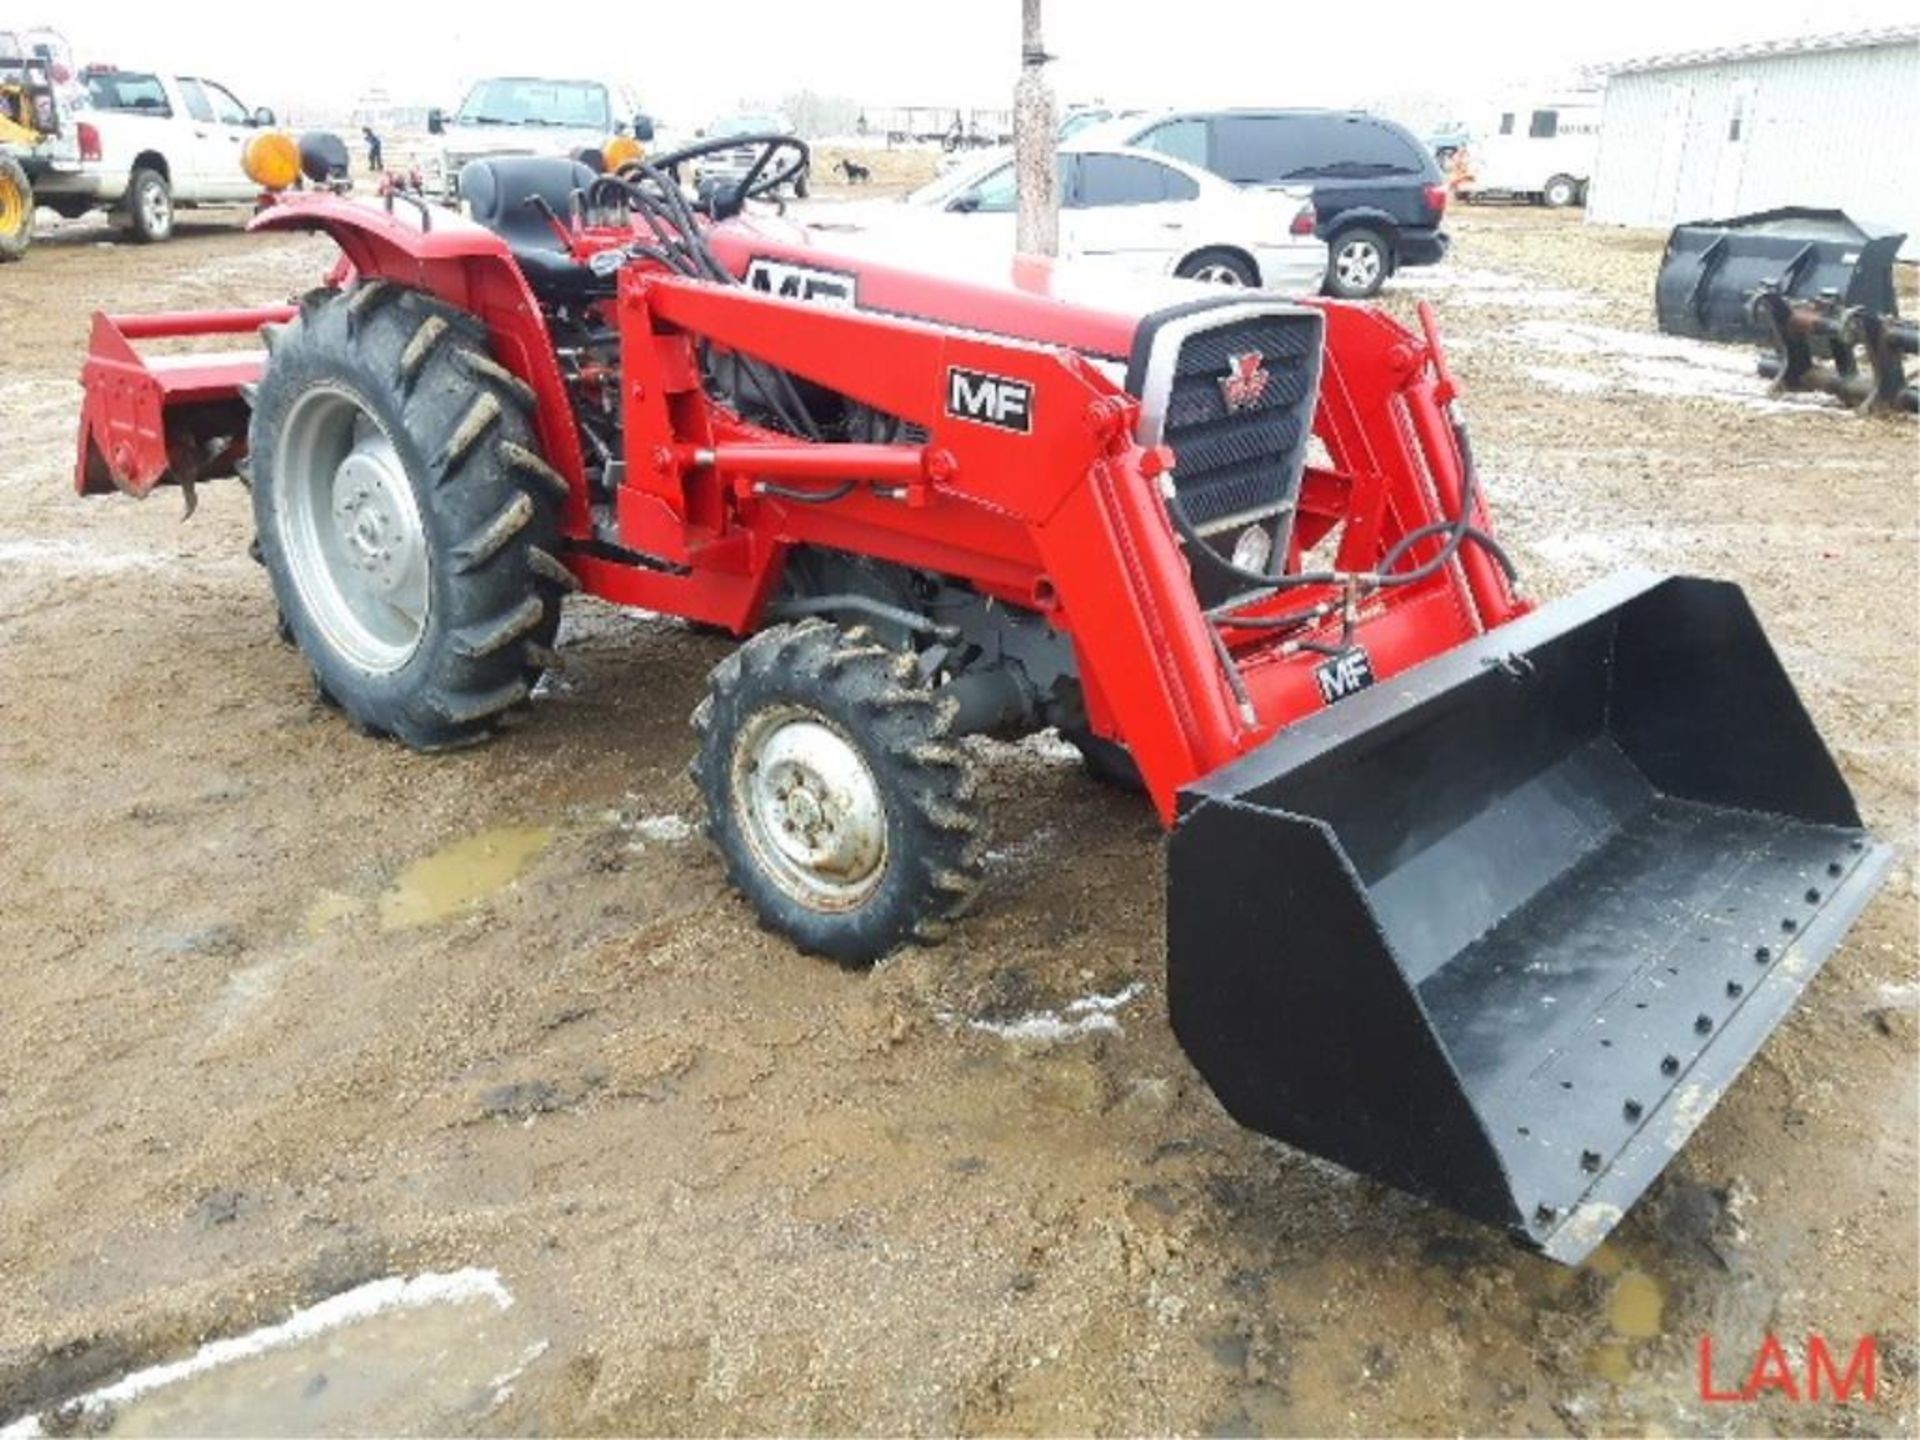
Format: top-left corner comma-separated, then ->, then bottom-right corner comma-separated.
1586,27 -> 1920,247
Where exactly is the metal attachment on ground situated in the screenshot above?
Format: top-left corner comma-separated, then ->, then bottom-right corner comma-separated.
1750,289 -> 1918,417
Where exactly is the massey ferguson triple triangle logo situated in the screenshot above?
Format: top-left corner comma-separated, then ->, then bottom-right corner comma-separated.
1219,352 -> 1271,413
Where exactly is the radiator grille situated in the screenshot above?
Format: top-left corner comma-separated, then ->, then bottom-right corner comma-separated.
1134,303 -> 1325,607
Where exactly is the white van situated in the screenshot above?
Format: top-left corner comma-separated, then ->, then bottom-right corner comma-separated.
1454,96 -> 1600,208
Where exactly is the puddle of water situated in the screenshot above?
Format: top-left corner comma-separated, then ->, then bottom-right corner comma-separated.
378,826 -> 554,931
1589,1337 -> 1635,1384
1608,1268 -> 1666,1339
1578,1258 -> 1665,1384
303,891 -> 361,938
2,1271 -> 543,1438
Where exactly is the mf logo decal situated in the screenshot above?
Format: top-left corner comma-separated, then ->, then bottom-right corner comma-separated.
947,366 -> 1034,433
1219,351 -> 1271,413
744,256 -> 857,308
1315,647 -> 1376,706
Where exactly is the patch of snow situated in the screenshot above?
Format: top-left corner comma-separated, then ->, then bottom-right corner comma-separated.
1508,321 -> 1844,415
1524,364 -> 1610,396
959,982 -> 1147,1044
0,1270 -> 512,1439
629,814 -> 694,844
1389,266 -> 1598,313
1017,730 -> 1083,764
0,537 -> 173,574
487,1340 -> 551,1411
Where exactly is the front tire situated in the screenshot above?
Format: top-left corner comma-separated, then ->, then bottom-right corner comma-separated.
1177,248 -> 1258,287
693,621 -> 987,965
0,154 -> 32,262
249,282 -> 570,750
122,167 -> 173,242
1324,227 -> 1390,298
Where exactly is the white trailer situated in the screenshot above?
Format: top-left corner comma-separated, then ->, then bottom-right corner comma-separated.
1455,94 -> 1601,208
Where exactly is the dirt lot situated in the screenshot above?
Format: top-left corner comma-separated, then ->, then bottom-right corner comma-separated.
1,195 -> 1915,1436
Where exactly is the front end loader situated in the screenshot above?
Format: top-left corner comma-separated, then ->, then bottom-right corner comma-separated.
71,137 -> 1891,1261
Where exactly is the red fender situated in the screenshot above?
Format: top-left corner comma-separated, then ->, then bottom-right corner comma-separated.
249,194 -> 591,531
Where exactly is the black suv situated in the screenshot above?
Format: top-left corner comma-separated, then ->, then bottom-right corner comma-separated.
1107,109 -> 1450,298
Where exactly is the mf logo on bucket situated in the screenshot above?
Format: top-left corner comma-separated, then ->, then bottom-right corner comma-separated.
946,366 -> 1034,433
1315,646 -> 1375,705
744,256 -> 857,308
1219,351 -> 1271,413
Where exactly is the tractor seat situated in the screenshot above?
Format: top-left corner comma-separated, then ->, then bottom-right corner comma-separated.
459,157 -> 601,301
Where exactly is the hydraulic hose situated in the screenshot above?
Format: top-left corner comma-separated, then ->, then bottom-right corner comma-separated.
1191,410 -> 1515,624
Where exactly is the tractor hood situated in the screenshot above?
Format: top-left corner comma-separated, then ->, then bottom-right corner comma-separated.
706,215 -> 1226,364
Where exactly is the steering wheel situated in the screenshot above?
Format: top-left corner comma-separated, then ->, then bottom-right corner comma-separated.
619,132 -> 810,217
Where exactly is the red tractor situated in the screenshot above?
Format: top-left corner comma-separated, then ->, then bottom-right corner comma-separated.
75,136 -> 1889,1261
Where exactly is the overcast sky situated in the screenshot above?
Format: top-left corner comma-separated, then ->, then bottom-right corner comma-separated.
57,0 -> 1918,125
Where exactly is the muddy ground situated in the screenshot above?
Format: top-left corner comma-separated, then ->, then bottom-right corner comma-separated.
1,197 -> 1915,1436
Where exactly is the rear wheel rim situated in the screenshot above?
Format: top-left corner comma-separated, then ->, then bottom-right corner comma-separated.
732,706 -> 889,912
1335,240 -> 1382,291
0,175 -> 23,236
276,385 -> 430,673
141,179 -> 170,233
1189,261 -> 1247,286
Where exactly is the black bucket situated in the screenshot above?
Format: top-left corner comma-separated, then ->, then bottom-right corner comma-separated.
1168,573 -> 1890,1262
1655,208 -> 1906,344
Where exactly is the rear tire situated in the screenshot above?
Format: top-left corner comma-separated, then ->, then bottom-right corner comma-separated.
1324,227 -> 1390,298
692,621 -> 987,965
1177,247 -> 1258,287
1543,174 -> 1579,209
249,282 -> 570,750
122,167 -> 173,242
0,154 -> 32,262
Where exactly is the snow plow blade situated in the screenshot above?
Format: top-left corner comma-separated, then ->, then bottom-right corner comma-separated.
1168,572 -> 1890,1262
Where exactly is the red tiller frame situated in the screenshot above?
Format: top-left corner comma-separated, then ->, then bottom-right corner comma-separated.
71,193 -> 1529,822
75,306 -> 296,498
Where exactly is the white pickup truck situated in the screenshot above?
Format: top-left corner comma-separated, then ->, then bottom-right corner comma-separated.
32,66 -> 276,240
421,74 -> 653,199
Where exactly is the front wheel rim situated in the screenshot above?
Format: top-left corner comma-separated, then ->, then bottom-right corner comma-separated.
1189,261 -> 1247,286
275,385 -> 431,674
1336,241 -> 1382,291
0,176 -> 23,236
732,706 -> 890,912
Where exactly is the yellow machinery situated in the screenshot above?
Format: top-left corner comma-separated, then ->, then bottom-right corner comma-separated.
0,27 -> 71,260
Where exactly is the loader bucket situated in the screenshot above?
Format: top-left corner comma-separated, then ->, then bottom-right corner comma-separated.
1654,208 -> 1905,344
1168,572 -> 1890,1262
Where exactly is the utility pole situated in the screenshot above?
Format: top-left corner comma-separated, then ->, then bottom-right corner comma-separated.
1013,0 -> 1058,257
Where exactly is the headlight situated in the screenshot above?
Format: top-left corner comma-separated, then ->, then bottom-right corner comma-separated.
1230,523 -> 1274,575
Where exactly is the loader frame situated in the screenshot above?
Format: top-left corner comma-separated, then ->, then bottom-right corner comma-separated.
76,192 -> 1524,818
